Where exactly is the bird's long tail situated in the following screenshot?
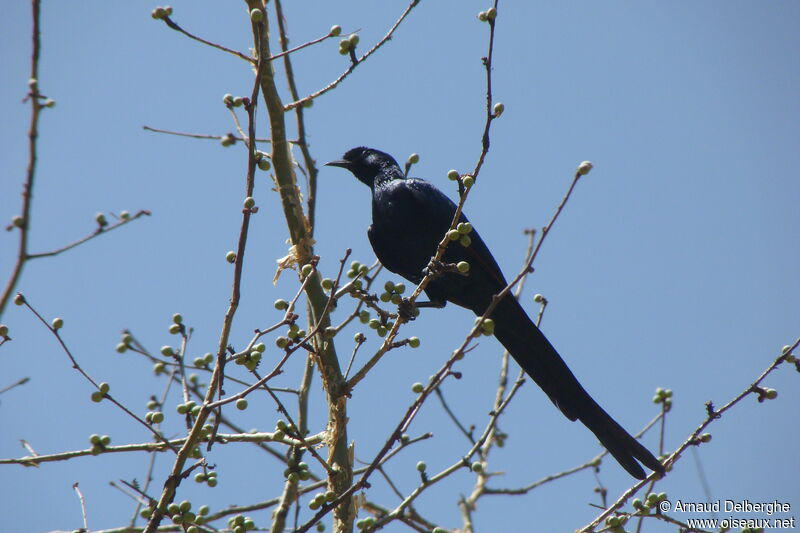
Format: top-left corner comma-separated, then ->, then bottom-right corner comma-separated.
487,295 -> 664,479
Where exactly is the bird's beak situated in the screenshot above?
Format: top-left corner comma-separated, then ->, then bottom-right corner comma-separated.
325,159 -> 350,169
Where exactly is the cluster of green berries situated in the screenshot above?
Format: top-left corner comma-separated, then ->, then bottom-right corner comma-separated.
379,280 -> 406,304
227,514 -> 257,533
338,33 -> 359,55
144,411 -> 164,425
446,221 -> 474,248
168,313 -> 184,335
90,382 -> 110,403
347,260 -> 369,280
176,400 -> 201,417
235,342 -> 265,371
477,7 -> 497,21
355,516 -> 376,529
89,434 -> 111,454
631,492 -> 669,514
272,419 -> 297,441
253,151 -> 271,171
283,460 -> 312,483
474,317 -> 495,336
308,490 -> 337,510
446,169 -> 475,190
193,352 -> 214,368
194,468 -> 218,487
652,387 -> 673,411
150,5 -> 173,19
604,513 -> 629,531
116,332 -> 133,354
368,317 -> 395,338
222,93 -> 247,109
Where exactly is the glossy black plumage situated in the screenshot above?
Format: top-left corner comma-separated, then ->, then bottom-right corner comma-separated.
327,147 -> 664,479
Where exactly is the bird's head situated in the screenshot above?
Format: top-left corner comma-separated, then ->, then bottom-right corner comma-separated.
326,147 -> 402,187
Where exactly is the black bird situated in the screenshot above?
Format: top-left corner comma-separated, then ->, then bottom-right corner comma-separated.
327,147 -> 664,479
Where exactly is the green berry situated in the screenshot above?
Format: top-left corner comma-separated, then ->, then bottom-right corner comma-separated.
99,382 -> 110,394
274,299 -> 289,310
254,342 -> 266,353
457,222 -> 472,234
477,10 -> 488,21
394,283 -> 406,294
301,264 -> 313,278
493,102 -> 504,116
369,318 -> 380,329
459,235 -> 472,247
179,500 -> 191,512
152,412 -> 164,423
223,93 -> 234,105
100,435 -> 111,445
172,313 -> 183,324
95,213 -> 108,227
11,215 -> 25,228
13,293 -> 25,306
168,503 -> 180,515
258,158 -> 271,171
207,478 -> 218,487
408,153 -> 420,164
275,336 -> 289,348
471,461 -> 483,473
198,505 -> 210,516
457,261 -> 470,273
236,398 -> 248,410
169,323 -> 181,334
116,341 -> 129,352
533,293 -> 544,303
408,337 -> 420,348
161,345 -> 174,356
447,229 -> 460,241
412,382 -> 424,393
348,33 -> 360,47
577,161 -> 594,176
52,317 -> 64,330
447,169 -> 459,181
0,325 -> 9,337
765,388 -> 778,400
226,251 -> 237,263
462,175 -> 475,188
321,278 -> 334,289
244,197 -> 255,209
486,7 -> 497,19
416,461 -> 426,472
250,8 -> 263,22
91,391 -> 104,402
379,292 -> 391,302
329,25 -> 342,36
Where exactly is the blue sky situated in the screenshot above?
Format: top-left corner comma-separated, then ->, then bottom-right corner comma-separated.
1,2 -> 798,532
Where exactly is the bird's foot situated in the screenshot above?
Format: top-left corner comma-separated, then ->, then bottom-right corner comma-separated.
397,298 -> 420,322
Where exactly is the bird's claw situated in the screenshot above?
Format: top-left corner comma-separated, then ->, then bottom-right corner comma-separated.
397,298 -> 420,322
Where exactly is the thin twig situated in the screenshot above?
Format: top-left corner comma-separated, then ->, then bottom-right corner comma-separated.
73,482 -> 89,532
161,15 -> 254,63
284,0 -> 421,110
25,210 -> 151,259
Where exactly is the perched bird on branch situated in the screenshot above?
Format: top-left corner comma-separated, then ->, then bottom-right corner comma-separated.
327,146 -> 664,479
